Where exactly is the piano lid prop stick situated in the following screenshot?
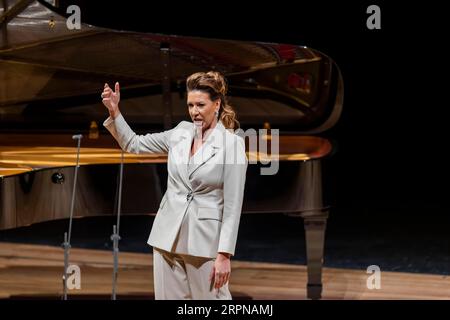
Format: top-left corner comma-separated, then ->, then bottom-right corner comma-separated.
111,149 -> 124,300
61,134 -> 83,300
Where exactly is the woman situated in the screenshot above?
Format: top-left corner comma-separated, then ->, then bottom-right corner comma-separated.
101,71 -> 248,300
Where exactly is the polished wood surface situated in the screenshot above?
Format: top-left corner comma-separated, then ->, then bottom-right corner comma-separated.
0,242 -> 448,299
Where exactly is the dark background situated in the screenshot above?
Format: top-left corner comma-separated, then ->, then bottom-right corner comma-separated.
1,1 -> 448,274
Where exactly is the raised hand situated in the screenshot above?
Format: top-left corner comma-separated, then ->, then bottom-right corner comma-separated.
101,82 -> 121,118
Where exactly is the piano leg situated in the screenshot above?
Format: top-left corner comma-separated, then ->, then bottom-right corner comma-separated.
302,210 -> 328,300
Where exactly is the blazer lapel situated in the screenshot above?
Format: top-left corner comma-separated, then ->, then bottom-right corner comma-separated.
188,121 -> 225,180
172,127 -> 194,190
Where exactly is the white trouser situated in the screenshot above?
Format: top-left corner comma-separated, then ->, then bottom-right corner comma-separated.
153,247 -> 232,300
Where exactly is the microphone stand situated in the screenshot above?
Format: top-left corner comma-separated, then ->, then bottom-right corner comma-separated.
111,149 -> 124,300
61,134 -> 82,300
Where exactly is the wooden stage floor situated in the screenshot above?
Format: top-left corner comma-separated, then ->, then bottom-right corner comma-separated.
0,242 -> 448,300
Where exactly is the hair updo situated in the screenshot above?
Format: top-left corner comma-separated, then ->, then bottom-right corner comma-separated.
186,71 -> 239,130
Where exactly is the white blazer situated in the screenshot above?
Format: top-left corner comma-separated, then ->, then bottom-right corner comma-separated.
103,114 -> 248,258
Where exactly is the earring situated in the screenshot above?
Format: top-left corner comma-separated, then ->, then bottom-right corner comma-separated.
215,110 -> 219,118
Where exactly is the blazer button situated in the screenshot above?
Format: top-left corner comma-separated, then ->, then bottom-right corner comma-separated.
186,191 -> 193,201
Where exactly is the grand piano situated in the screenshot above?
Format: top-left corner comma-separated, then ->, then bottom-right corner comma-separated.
0,0 -> 343,299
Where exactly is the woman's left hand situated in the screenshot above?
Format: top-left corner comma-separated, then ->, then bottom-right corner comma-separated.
210,252 -> 231,289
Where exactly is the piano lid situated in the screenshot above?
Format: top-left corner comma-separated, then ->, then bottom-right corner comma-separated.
0,0 -> 343,134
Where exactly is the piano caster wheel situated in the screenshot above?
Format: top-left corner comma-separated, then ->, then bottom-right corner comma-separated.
51,172 -> 65,184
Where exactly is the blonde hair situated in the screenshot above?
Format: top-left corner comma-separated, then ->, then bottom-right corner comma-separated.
186,71 -> 239,130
